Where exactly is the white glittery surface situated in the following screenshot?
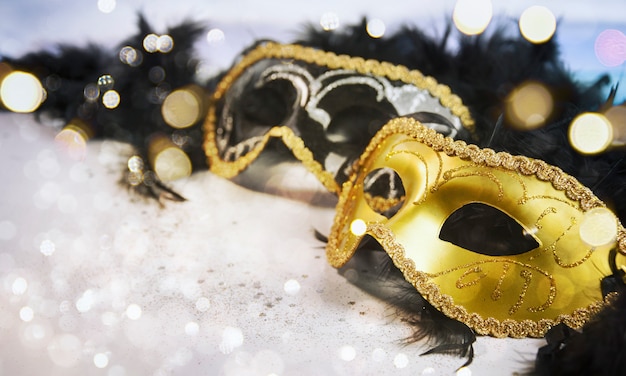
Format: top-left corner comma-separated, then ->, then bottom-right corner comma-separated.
0,115 -> 545,376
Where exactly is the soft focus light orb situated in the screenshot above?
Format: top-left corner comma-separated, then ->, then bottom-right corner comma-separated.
127,155 -> 144,173
505,81 -> 553,130
220,326 -> 244,354
97,74 -> 114,91
453,0 -> 492,35
143,34 -> 159,53
366,19 -> 386,38
40,239 -> 55,256
12,277 -> 28,295
102,90 -> 120,109
185,321 -> 200,336
579,207 -> 618,247
568,112 -> 613,154
20,306 -> 34,322
393,353 -> 409,368
55,121 -> 90,161
119,46 -> 142,66
93,353 -> 109,368
84,83 -> 100,102
283,279 -> 301,295
157,35 -> 174,53
195,297 -> 210,312
339,345 -> 356,361
152,145 -> 192,182
519,6 -> 556,44
350,219 -> 367,236
47,334 -> 82,368
206,28 -> 225,45
0,71 -> 45,113
97,0 -> 116,13
161,86 -> 204,129
125,304 -> 142,320
595,29 -> 626,67
457,367 -> 472,376
320,12 -> 340,31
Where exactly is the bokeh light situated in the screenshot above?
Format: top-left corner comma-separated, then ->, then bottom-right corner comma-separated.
83,83 -> 100,102
579,207 -> 618,247
594,29 -> 626,67
97,0 -> 116,13
127,155 -> 144,173
143,34 -> 159,53
161,85 -> 206,129
339,345 -> 356,361
0,71 -> 45,113
505,81 -> 553,130
453,0 -> 492,35
97,74 -> 114,91
568,112 -> 614,154
148,135 -> 192,182
366,19 -> 386,38
119,46 -> 143,66
55,119 -> 91,161
102,90 -> 120,109
571,112 -> 616,152
320,12 -> 340,31
93,353 -> 109,368
350,219 -> 367,236
206,28 -> 225,45
157,35 -> 174,53
283,279 -> 301,295
519,6 -> 556,44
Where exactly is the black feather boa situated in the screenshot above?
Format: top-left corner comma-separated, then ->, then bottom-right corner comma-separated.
3,14 -> 626,374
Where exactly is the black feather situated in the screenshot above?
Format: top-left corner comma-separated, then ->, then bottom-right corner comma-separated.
338,236 -> 476,367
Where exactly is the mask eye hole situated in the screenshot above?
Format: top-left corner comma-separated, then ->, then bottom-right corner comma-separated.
439,203 -> 540,256
363,168 -> 406,219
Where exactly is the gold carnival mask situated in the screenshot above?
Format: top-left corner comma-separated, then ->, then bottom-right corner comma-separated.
203,42 -> 475,195
327,117 -> 626,338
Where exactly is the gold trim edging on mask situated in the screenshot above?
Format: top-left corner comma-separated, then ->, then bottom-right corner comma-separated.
203,42 -> 475,194
327,117 -> 626,338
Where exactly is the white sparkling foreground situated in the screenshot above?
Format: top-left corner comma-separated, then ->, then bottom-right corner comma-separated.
0,114 -> 543,375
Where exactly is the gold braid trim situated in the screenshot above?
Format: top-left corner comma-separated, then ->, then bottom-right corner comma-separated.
203,43 -> 475,194
326,117 -> 626,337
368,222 -> 609,338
